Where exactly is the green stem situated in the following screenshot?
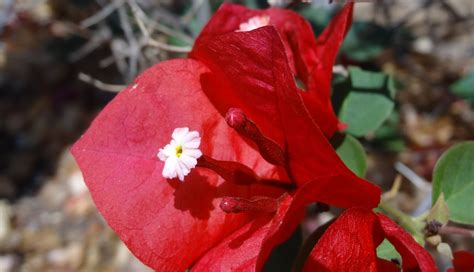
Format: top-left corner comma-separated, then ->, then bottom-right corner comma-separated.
378,200 -> 424,241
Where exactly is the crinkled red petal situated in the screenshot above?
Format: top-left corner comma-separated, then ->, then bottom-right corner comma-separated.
303,208 -> 380,272
191,25 -> 287,155
301,3 -> 354,136
193,26 -> 380,203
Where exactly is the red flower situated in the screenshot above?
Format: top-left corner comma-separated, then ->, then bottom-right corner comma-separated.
71,4 -> 379,271
192,3 -> 354,138
303,208 -> 437,272
448,251 -> 474,272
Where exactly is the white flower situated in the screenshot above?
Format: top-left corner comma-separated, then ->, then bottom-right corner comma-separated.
157,127 -> 202,181
237,15 -> 270,32
266,0 -> 290,7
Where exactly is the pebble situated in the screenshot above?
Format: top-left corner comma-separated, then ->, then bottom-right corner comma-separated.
0,254 -> 19,272
0,201 -> 12,243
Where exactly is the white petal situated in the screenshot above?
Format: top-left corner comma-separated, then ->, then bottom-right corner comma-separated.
157,149 -> 167,161
157,144 -> 174,161
167,144 -> 177,154
238,16 -> 270,32
183,131 -> 200,142
183,137 -> 201,149
182,148 -> 202,159
180,155 -> 198,169
178,160 -> 191,175
175,162 -> 185,181
172,127 -> 189,142
162,157 -> 178,179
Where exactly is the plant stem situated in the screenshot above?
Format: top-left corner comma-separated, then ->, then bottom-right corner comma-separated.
439,226 -> 474,237
378,200 -> 424,240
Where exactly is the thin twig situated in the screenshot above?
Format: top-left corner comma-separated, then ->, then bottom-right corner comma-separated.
149,21 -> 194,45
181,0 -> 206,24
439,226 -> 474,238
394,162 -> 431,191
99,55 -> 115,68
147,39 -> 191,53
69,26 -> 111,62
129,1 -> 150,39
395,162 -> 433,216
128,0 -> 194,44
117,5 -> 139,81
110,39 -> 129,77
78,73 -> 125,93
382,175 -> 403,200
80,0 -> 125,28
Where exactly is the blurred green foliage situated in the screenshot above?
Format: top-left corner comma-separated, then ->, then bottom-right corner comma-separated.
450,70 -> 474,103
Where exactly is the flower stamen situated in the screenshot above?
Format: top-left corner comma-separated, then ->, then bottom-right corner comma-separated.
226,108 -> 285,166
220,196 -> 279,213
197,155 -> 296,190
175,145 -> 183,158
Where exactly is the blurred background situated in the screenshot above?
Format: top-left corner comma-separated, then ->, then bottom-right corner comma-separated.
0,0 -> 473,271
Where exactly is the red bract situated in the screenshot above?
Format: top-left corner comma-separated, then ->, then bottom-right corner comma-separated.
191,25 -> 363,187
72,59 -> 281,271
72,5 -> 380,272
304,208 -> 437,272
448,251 -> 474,272
192,3 -> 353,138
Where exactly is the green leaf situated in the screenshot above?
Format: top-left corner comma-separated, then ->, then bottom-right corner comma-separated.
372,112 -> 405,152
338,68 -> 399,137
336,135 -> 367,177
298,7 -> 331,33
377,239 -> 401,262
243,0 -> 259,9
374,111 -> 399,140
426,193 -> 449,226
433,142 -> 474,224
349,67 -> 387,90
451,71 -> 474,99
387,76 -> 399,99
382,139 -> 405,152
339,92 -> 394,137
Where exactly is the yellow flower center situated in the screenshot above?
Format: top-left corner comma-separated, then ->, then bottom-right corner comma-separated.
175,145 -> 183,158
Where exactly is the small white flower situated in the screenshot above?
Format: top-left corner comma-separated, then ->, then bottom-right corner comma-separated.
266,0 -> 290,7
157,127 -> 202,181
237,15 -> 270,32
